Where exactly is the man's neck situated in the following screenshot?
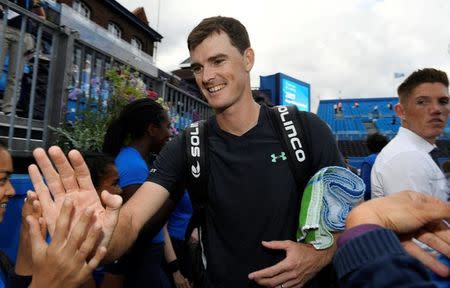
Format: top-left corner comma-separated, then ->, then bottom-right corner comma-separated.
401,125 -> 436,145
216,99 -> 261,136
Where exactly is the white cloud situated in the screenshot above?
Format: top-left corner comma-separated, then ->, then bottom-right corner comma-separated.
118,0 -> 450,111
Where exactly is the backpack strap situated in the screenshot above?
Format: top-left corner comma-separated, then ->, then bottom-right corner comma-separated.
184,120 -> 209,222
269,105 -> 313,190
184,120 -> 210,278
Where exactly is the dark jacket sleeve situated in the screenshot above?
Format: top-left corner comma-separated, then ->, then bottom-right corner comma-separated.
1,251 -> 31,288
334,229 -> 435,288
8,273 -> 32,288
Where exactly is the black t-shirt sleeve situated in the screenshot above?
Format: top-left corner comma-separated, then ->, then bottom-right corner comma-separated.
305,112 -> 345,170
149,133 -> 187,200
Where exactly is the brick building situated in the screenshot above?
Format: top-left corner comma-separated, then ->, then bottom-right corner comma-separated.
57,0 -> 162,57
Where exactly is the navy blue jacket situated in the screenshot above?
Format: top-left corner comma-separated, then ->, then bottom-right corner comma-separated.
334,229 -> 436,287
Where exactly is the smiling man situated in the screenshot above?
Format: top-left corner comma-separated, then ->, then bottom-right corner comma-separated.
371,68 -> 450,200
30,16 -> 346,288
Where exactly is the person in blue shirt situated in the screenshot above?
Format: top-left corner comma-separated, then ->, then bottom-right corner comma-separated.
360,133 -> 388,200
103,98 -> 172,288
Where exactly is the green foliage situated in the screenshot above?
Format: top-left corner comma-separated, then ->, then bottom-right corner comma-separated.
50,111 -> 110,152
105,66 -> 148,120
53,66 -> 164,153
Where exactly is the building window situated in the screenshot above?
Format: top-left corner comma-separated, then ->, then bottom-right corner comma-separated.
108,22 -> 122,39
73,0 -> 90,18
131,37 -> 142,50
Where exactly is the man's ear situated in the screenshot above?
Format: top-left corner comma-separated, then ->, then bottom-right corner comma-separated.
243,48 -> 254,72
147,123 -> 157,136
394,103 -> 405,120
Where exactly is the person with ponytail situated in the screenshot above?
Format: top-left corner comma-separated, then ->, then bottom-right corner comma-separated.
102,98 -> 172,288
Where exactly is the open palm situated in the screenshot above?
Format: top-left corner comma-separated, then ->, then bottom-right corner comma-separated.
30,146 -> 122,249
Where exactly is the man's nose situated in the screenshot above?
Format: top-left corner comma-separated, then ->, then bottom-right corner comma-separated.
202,65 -> 216,84
430,101 -> 444,114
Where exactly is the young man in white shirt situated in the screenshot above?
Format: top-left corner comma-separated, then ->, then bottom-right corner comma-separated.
371,68 -> 449,200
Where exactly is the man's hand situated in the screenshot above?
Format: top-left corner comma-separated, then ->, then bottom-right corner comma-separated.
173,270 -> 191,288
21,191 -> 46,236
248,240 -> 336,288
28,197 -> 106,288
347,191 -> 450,277
15,191 -> 46,276
30,146 -> 122,249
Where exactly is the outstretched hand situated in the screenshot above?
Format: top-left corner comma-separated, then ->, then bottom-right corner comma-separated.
346,191 -> 450,277
28,197 -> 106,288
15,191 -> 46,276
21,191 -> 46,237
30,146 -> 122,249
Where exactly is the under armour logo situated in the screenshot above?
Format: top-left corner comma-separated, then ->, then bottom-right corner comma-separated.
191,161 -> 200,178
271,152 -> 287,163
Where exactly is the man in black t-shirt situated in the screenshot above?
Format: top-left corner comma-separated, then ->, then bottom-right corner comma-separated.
150,105 -> 343,287
31,16 -> 344,288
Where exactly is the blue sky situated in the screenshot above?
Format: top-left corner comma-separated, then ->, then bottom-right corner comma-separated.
117,0 -> 450,111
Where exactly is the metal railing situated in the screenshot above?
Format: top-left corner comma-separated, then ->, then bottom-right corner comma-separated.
0,0 -> 71,155
0,0 -> 212,155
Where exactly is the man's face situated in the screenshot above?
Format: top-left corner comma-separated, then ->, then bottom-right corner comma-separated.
150,113 -> 172,153
190,32 -> 254,111
0,149 -> 14,223
396,82 -> 450,144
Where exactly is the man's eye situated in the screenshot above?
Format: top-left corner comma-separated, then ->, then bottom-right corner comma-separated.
191,66 -> 202,74
440,98 -> 449,105
213,59 -> 224,66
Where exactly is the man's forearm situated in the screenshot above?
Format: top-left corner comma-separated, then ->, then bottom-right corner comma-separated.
104,208 -> 140,262
103,182 -> 172,262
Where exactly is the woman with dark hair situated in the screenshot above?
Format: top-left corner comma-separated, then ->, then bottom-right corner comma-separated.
102,98 -> 172,288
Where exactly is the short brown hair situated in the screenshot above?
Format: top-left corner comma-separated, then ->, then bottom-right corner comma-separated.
187,16 -> 250,54
397,68 -> 449,103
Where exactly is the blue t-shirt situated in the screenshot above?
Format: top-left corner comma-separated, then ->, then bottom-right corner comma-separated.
115,147 -> 164,244
0,270 -> 5,288
361,153 -> 378,201
167,191 -> 193,240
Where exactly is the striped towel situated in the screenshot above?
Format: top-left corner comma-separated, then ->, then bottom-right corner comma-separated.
297,166 -> 365,250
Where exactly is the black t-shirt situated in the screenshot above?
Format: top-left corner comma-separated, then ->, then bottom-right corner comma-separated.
150,105 -> 344,287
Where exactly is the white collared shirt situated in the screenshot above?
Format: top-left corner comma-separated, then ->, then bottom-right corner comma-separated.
371,127 -> 449,201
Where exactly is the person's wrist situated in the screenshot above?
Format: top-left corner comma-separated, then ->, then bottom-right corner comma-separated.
346,205 -> 382,229
167,259 -> 179,274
